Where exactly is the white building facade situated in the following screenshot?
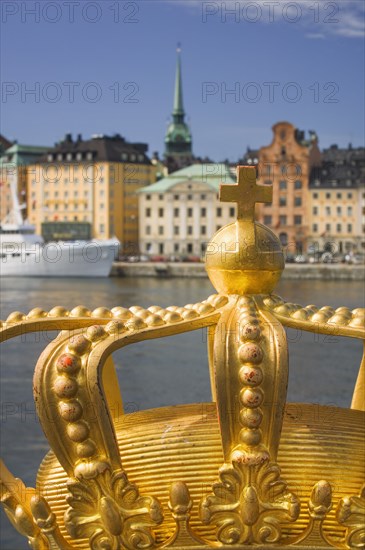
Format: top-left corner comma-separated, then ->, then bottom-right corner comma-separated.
138,164 -> 236,258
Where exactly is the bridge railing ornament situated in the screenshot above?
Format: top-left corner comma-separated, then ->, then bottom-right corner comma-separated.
1,166 -> 364,550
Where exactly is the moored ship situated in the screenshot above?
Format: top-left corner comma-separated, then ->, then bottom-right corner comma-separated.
0,183 -> 119,277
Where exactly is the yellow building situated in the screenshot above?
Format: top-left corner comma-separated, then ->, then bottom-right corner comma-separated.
0,143 -> 49,222
27,134 -> 156,253
308,145 -> 364,255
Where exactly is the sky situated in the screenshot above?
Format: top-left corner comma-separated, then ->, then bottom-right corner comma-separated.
1,0 -> 364,161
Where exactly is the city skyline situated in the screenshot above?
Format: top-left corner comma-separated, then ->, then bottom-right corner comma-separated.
1,0 -> 364,160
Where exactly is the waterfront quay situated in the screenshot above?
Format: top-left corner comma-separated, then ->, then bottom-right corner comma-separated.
111,261 -> 365,280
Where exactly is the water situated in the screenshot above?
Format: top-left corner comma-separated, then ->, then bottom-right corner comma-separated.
0,276 -> 364,549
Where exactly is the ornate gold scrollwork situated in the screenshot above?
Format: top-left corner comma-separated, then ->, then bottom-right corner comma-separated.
337,483 -> 365,549
200,459 -> 299,545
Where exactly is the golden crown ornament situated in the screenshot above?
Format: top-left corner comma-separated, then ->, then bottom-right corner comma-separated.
1,166 -> 364,550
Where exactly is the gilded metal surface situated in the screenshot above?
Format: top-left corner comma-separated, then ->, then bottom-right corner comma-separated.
1,166 -> 364,549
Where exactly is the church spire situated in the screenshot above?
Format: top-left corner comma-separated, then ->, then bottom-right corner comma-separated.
173,43 -> 184,119
164,44 -> 193,172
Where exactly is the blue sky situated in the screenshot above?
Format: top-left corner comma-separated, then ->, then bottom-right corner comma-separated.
1,0 -> 364,160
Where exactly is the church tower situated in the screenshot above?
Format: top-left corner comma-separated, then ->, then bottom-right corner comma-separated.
164,45 -> 194,173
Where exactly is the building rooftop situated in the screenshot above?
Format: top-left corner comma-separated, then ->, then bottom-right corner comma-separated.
139,163 -> 235,193
310,145 -> 365,189
37,134 -> 151,164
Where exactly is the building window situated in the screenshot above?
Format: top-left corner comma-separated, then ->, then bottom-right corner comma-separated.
279,197 -> 286,207
146,194 -> 151,200
158,194 -> 163,200
188,208 -> 193,217
158,226 -> 164,235
174,208 -> 179,217
347,192 -> 353,199
294,180 -> 302,190
146,208 -> 151,217
100,203 -> 104,209
279,215 -> 287,226
47,154 -> 53,162
201,207 -> 206,217
294,197 -> 302,207
174,194 -> 179,200
201,194 -> 206,200
325,206 -> 331,215
294,215 -> 302,225
158,208 -> 164,217
313,192 -> 318,199
264,215 -> 272,225
187,243 -> 193,253
347,206 -> 353,216
326,223 -> 331,232
326,192 -> 331,199
313,224 -> 318,232
347,224 -> 352,233
279,232 -> 288,246
87,153 -> 93,161
279,181 -> 287,190
187,194 -> 192,200
216,225 -> 222,231
159,243 -> 164,254
313,206 -> 318,215
146,225 -> 151,235
174,243 -> 179,252
229,207 -> 235,217
174,226 -> 179,235
187,226 -> 193,235
264,180 -> 272,186
337,224 -> 342,232
337,193 -> 342,199
216,207 -> 222,217
201,226 -> 206,235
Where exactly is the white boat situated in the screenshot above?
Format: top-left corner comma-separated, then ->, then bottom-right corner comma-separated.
0,182 -> 119,278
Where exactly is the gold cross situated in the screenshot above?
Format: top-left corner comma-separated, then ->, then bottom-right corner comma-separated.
220,165 -> 272,221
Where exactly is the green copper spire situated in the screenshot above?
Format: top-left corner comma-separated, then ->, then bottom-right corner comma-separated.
164,44 -> 193,169
173,44 -> 184,117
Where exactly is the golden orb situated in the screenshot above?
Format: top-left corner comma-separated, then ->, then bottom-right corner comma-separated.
205,221 -> 284,295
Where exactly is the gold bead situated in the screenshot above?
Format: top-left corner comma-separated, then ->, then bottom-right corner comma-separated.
48,306 -> 69,317
92,307 -> 112,318
125,317 -> 146,331
67,421 -> 90,442
68,335 -> 91,355
111,307 -> 133,320
76,439 -> 96,458
54,376 -> 78,398
239,366 -> 263,386
27,307 -> 47,319
239,428 -> 262,446
146,314 -> 165,327
105,320 -> 127,334
163,311 -> 182,323
6,311 -> 26,323
240,408 -> 263,428
58,400 -> 83,422
240,388 -> 264,408
238,343 -> 263,365
56,353 -> 81,375
70,305 -> 91,317
86,325 -> 106,341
